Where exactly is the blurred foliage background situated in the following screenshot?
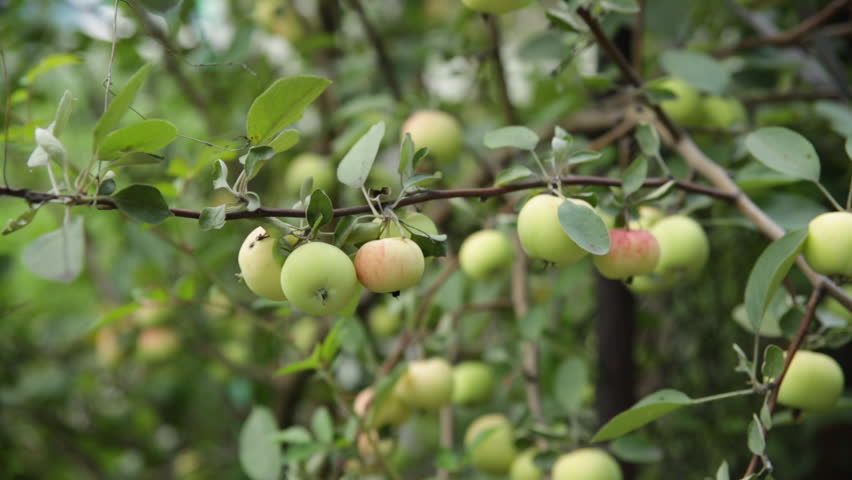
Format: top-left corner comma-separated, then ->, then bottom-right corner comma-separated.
1,0 -> 852,478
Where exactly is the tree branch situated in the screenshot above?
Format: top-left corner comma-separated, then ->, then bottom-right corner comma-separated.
345,0 -> 403,101
484,14 -> 520,124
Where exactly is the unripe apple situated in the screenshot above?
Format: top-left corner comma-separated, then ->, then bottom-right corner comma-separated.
464,413 -> 518,475
280,242 -> 359,316
284,153 -> 335,196
354,386 -> 410,427
254,0 -> 305,42
452,361 -> 496,405
291,316 -> 320,352
459,229 -> 515,278
628,206 -> 664,230
803,211 -> 852,277
355,237 -> 425,293
510,449 -> 543,480
368,303 -> 402,337
658,77 -> 701,125
593,228 -> 660,280
395,357 -> 454,410
631,215 -> 709,292
824,285 -> 852,322
401,110 -> 463,165
136,326 -> 179,361
461,0 -> 533,14
777,350 -> 844,411
517,194 -> 593,265
552,448 -> 622,480
239,226 -> 286,301
702,95 -> 747,129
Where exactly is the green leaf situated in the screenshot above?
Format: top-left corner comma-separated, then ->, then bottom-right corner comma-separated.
89,302 -> 141,331
97,119 -> 177,161
199,205 -> 227,231
109,152 -> 163,167
239,407 -> 282,480
762,344 -> 785,379
640,180 -> 676,202
546,9 -> 587,32
22,216 -> 84,283
716,460 -> 730,480
299,177 -> 314,205
52,90 -> 74,138
112,184 -> 173,224
22,54 -> 82,86
244,146 -> 276,181
744,127 -> 820,182
566,150 -> 602,166
271,426 -> 313,444
600,0 -> 640,13
483,126 -> 539,151
747,414 -> 765,456
553,356 -> 587,413
2,206 -> 41,236
552,129 -> 572,165
610,434 -> 664,464
399,132 -> 414,177
436,448 -> 465,472
311,407 -> 334,445
518,304 -> 548,340
246,75 -> 331,144
93,63 -> 151,148
412,147 -> 430,172
744,229 -> 808,332
557,199 -> 611,255
731,288 -> 789,337
592,389 -> 692,442
403,172 -> 443,189
320,320 -> 342,364
760,401 -> 773,430
410,233 -> 448,258
276,349 -> 320,375
333,215 -> 359,247
622,155 -> 648,198
493,165 -> 534,186
306,189 -> 333,229
635,123 -> 660,158
814,101 -> 852,136
212,159 -> 231,191
336,121 -> 385,189
660,50 -> 730,94
846,137 -> 852,161
268,129 -> 300,153
34,127 -> 66,165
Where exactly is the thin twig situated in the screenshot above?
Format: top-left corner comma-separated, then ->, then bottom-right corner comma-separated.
345,0 -> 402,101
484,14 -> 519,124
741,90 -> 841,106
1,49 -> 10,188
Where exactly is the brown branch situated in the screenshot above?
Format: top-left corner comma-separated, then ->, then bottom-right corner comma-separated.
484,14 -> 520,124
741,283 -> 826,478
715,0 -> 849,57
741,90 -> 842,106
575,7 -> 681,142
0,176 -> 734,222
345,0 -> 402,101
632,0 -> 645,75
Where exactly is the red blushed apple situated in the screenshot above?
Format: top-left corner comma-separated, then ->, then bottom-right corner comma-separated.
593,228 -> 660,280
355,237 -> 425,293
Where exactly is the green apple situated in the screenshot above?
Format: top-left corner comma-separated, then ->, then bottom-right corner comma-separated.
396,357 -> 454,410
824,285 -> 852,322
464,413 -> 518,475
459,229 -> 515,278
254,0 -> 305,42
702,95 -> 747,129
355,237 -> 425,293
461,0 -> 533,14
628,206 -> 664,230
401,109 -> 463,165
777,350 -> 844,411
239,226 -> 287,301
284,153 -> 335,196
593,228 -> 660,280
658,77 -> 701,125
803,211 -> 852,277
280,242 -> 359,316
451,361 -> 496,405
552,448 -> 622,480
630,215 -> 709,293
517,194 -> 593,265
368,303 -> 402,337
354,386 -> 410,427
291,316 -> 320,352
510,449 -> 543,480
136,326 -> 179,361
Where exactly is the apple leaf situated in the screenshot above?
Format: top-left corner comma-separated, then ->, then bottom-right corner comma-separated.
22,216 -> 84,283
591,389 -> 692,442
212,159 -> 231,192
276,349 -> 320,375
268,129 -> 300,153
306,189 -> 333,230
399,132 -> 414,177
744,127 -> 820,182
557,200 -> 610,255
622,155 -> 648,198
717,461 -> 730,480
403,172 -> 443,189
747,414 -> 766,455
846,136 -> 852,161
761,344 -> 785,379
553,356 -> 587,413
98,119 -> 177,161
239,407 -> 282,480
22,54 -> 82,86
610,434 -> 663,464
814,101 -> 852,137
743,228 -> 807,333
246,75 -> 330,144
244,146 -> 276,181
660,50 -> 730,94
600,0 -> 640,13
337,121 -> 385,189
311,407 -> 334,445
94,63 -> 151,148
566,150 -> 601,166
483,126 -> 539,151
2,205 -> 42,236
635,122 -> 660,158
199,205 -> 227,231
494,165 -> 534,186
112,184 -> 173,224
411,232 -> 447,258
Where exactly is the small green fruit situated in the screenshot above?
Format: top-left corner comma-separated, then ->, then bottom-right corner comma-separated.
803,211 -> 852,277
461,0 -> 533,14
354,386 -> 410,427
284,153 -> 335,196
239,226 -> 286,301
291,316 -> 320,352
510,449 -> 543,480
777,350 -> 844,412
517,195 -> 593,265
368,303 -> 403,337
824,285 -> 852,322
280,242 -> 359,316
355,237 -> 425,293
396,357 -> 454,410
464,414 -> 518,475
593,228 -> 660,280
401,110 -> 463,165
658,77 -> 701,125
702,95 -> 747,128
459,229 -> 515,278
631,215 -> 709,292
552,448 -> 622,480
452,361 -> 496,405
